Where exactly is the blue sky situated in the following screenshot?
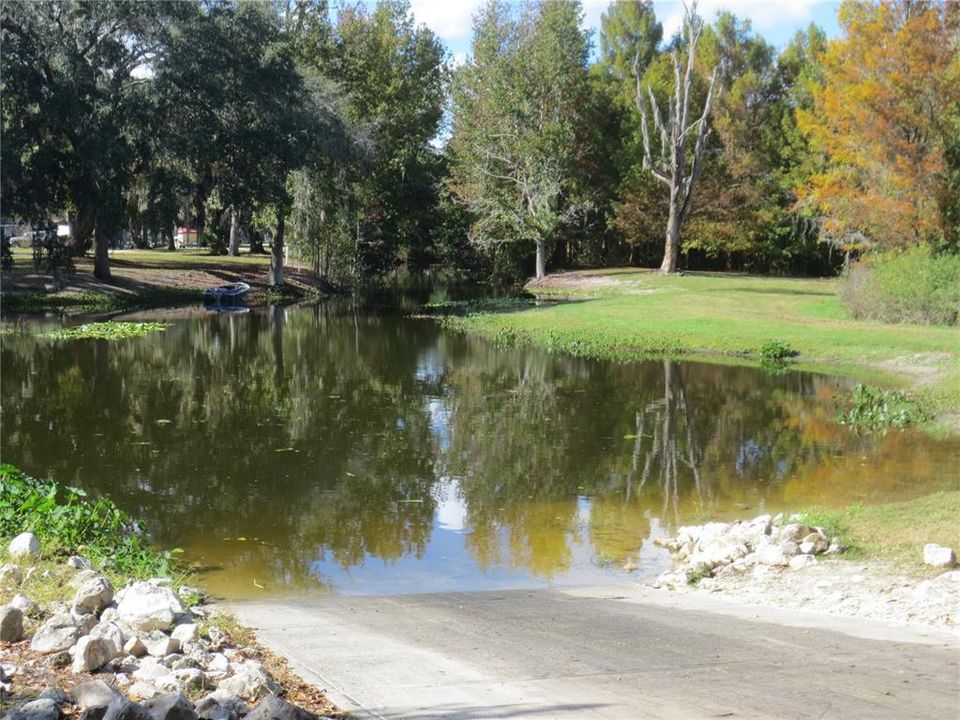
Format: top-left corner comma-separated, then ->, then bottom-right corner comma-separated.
403,1 -> 843,62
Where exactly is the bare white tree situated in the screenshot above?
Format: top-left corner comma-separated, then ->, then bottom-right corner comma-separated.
635,0 -> 719,274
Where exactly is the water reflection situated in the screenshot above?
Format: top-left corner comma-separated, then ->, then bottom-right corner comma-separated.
1,303 -> 957,598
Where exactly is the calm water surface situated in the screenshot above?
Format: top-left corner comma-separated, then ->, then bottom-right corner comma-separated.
2,302 -> 958,598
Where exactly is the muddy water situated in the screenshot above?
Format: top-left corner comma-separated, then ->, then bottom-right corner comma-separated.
2,302 -> 957,598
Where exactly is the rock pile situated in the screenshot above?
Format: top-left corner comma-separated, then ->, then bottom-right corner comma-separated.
1,679 -> 327,720
0,534 -> 329,718
652,513 -> 840,588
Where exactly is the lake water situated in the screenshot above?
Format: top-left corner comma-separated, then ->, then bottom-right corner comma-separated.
2,301 -> 957,599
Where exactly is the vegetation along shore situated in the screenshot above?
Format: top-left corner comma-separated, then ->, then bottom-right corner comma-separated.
0,465 -> 341,719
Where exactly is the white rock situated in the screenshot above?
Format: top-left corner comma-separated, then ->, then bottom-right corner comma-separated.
171,623 -> 198,644
72,635 -> 121,673
116,581 -> 186,632
10,594 -> 37,615
30,615 -> 79,654
0,605 -> 24,642
8,533 -> 40,560
128,681 -> 161,700
923,543 -> 957,569
751,564 -> 771,581
72,612 -> 98,635
173,667 -> 206,689
146,635 -> 181,657
788,554 -> 818,571
756,545 -> 789,566
216,660 -> 280,700
133,662 -> 174,683
799,531 -> 829,555
66,556 -> 91,570
89,621 -> 125,650
125,636 -> 148,657
72,679 -> 121,709
72,576 -> 115,616
205,653 -> 230,676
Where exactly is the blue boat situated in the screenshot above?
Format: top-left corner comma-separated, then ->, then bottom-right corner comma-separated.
203,281 -> 250,302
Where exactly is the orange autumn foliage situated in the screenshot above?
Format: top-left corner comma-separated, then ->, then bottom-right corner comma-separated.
797,0 -> 960,250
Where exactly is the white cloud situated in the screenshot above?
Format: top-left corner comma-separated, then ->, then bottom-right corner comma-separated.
655,0 -> 827,41
409,0 -> 483,41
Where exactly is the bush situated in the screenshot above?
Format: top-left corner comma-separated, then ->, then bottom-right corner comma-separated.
0,464 -> 178,577
841,246 -> 960,325
203,231 -> 228,256
760,340 -> 798,361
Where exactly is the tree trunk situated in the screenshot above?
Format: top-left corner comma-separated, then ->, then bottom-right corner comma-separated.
249,229 -> 265,254
93,222 -> 112,282
69,204 -> 97,256
228,208 -> 240,256
166,226 -> 176,251
660,194 -> 682,273
269,213 -> 285,287
535,238 -> 546,280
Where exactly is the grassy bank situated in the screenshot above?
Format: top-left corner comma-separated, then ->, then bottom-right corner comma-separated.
802,490 -> 960,572
1,247 -> 326,313
439,268 -> 960,428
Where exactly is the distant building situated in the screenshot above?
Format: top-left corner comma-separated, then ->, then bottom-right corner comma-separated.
175,226 -> 200,247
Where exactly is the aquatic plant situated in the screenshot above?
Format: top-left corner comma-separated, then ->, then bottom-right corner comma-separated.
43,321 -> 170,341
838,384 -> 926,431
760,340 -> 798,361
0,464 -> 178,578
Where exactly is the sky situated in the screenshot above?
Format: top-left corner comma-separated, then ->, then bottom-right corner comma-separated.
404,0 -> 843,64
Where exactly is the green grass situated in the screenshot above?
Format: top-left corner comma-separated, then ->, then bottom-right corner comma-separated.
442,269 -> 960,425
800,491 -> 960,572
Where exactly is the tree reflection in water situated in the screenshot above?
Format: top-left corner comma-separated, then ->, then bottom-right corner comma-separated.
2,303 -> 957,596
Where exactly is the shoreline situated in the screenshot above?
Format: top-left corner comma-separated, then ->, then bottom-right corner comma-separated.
435,268 -> 960,435
0,248 -> 333,315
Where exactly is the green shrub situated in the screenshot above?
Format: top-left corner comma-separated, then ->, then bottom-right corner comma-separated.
838,384 -> 927,432
0,464 -> 178,577
841,246 -> 960,325
201,231 -> 228,256
760,340 -> 798,361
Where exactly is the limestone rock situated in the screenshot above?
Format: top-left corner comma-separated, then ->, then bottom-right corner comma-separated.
170,624 -> 197,645
143,693 -> 197,720
38,689 -> 74,708
116,583 -> 185,632
31,615 -> 79,654
102,698 -> 153,720
125,637 -> 148,658
0,605 -> 24,643
172,668 -> 206,690
72,635 -> 122,673
146,636 -> 181,658
73,680 -> 122,711
8,533 -> 40,560
10,594 -> 38,616
215,661 -> 280,700
245,697 -> 317,720
73,577 -> 115,617
195,692 -> 248,720
128,683 -> 162,702
788,554 -> 817,571
7,698 -> 61,720
755,545 -> 789,566
73,613 -> 98,636
923,543 -> 957,569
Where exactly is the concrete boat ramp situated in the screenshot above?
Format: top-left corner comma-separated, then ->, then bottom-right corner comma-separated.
232,584 -> 959,720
